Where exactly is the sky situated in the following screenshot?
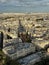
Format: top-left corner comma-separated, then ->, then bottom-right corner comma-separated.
0,0 -> 49,13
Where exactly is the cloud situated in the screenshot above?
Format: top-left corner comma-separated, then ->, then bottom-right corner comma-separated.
0,0 -> 7,3
0,0 -> 49,7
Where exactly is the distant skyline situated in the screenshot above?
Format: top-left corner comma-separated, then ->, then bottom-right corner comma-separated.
0,0 -> 49,13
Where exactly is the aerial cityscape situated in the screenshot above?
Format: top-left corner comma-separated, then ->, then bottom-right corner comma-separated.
0,0 -> 49,65
0,13 -> 49,65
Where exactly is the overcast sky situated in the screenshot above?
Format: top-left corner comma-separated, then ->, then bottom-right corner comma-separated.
0,0 -> 49,6
0,0 -> 49,13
